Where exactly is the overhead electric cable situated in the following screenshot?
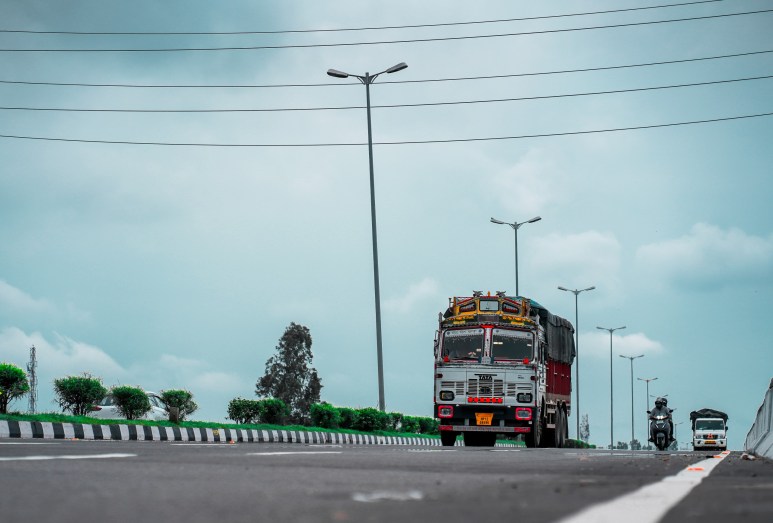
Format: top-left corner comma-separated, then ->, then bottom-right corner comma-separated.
2,74 -> 770,113
1,9 -> 770,52
0,1 -> 725,35
1,49 -> 771,88
0,112 -> 770,147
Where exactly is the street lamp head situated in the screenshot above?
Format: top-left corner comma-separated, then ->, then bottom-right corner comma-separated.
327,69 -> 349,79
527,216 -> 542,223
385,62 -> 408,74
490,217 -> 506,225
557,286 -> 569,291
583,286 -> 596,292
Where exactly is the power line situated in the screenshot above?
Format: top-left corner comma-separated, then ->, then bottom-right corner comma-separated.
2,49 -> 771,89
2,74 -> 770,113
0,1 -> 725,35
0,111 -> 770,147
1,9 -> 770,52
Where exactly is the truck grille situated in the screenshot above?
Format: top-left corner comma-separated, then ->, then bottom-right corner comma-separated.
439,381 -> 465,395
468,379 -> 504,397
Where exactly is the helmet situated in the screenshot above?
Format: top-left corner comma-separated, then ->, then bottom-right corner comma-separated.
655,397 -> 665,408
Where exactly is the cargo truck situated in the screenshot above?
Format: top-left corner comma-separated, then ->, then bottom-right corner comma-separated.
690,408 -> 728,451
433,292 -> 575,447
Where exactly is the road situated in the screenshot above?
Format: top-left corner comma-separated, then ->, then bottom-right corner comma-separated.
1,440 -> 771,522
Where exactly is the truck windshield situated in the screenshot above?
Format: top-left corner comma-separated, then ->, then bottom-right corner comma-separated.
443,328 -> 484,360
695,419 -> 724,430
491,329 -> 532,361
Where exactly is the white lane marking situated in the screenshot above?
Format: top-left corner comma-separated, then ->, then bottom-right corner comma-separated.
491,449 -> 522,452
0,442 -> 61,445
556,451 -> 731,523
247,451 -> 342,456
407,449 -> 456,453
352,490 -> 424,503
0,453 -> 136,462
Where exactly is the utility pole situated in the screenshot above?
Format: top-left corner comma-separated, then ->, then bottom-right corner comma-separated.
27,345 -> 38,414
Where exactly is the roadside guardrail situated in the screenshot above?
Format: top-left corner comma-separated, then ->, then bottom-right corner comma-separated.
744,378 -> 773,459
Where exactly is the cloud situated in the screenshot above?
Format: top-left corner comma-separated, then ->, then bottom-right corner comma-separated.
383,277 -> 439,313
582,330 -> 665,359
635,223 -> 773,290
491,149 -> 560,216
0,279 -> 91,325
0,328 -> 246,418
530,230 -> 622,294
0,280 -> 55,316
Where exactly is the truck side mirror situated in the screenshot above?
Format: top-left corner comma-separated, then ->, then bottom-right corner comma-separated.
647,410 -> 651,414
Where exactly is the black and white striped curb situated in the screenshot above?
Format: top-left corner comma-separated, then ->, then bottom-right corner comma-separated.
0,420 -> 452,445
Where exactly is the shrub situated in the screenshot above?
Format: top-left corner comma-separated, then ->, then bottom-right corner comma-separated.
338,407 -> 358,429
0,363 -> 30,414
400,415 -> 421,434
227,398 -> 262,425
258,398 -> 289,424
160,389 -> 198,421
353,407 -> 390,432
111,386 -> 151,420
310,402 -> 341,429
53,374 -> 106,416
418,417 -> 439,435
387,412 -> 403,431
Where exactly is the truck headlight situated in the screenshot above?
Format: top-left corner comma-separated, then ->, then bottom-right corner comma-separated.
439,390 -> 455,401
516,393 -> 533,403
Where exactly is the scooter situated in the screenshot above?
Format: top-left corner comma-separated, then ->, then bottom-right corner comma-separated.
648,410 -> 673,451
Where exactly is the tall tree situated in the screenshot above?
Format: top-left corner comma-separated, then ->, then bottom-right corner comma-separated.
256,323 -> 322,423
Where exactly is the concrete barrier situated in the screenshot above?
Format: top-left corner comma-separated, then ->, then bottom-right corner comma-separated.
744,378 -> 773,459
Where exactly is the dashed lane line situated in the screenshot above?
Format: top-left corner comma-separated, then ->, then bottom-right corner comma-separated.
0,453 -> 137,461
555,451 -> 731,523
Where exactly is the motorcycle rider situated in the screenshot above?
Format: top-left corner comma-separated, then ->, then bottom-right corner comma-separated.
649,397 -> 675,442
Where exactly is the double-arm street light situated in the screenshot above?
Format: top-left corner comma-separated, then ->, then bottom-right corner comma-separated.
620,354 -> 644,449
597,325 -> 626,449
490,216 -> 541,296
327,62 -> 408,412
557,285 -> 595,440
638,377 -> 658,447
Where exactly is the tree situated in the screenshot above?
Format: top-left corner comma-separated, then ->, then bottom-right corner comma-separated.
53,374 -> 107,416
111,386 -> 151,420
579,414 -> 590,442
160,389 -> 198,421
0,363 -> 30,414
256,322 -> 322,423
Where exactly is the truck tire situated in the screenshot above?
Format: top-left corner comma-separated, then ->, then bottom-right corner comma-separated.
525,409 -> 542,448
440,431 -> 457,447
555,408 -> 565,448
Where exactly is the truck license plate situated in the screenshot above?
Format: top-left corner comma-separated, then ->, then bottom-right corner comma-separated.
475,413 -> 493,426
705,440 -> 716,445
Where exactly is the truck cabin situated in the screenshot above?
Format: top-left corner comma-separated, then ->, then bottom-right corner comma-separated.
695,419 -> 725,431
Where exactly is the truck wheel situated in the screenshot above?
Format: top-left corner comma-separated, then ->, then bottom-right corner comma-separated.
525,409 -> 542,448
554,409 -> 565,448
440,432 -> 457,447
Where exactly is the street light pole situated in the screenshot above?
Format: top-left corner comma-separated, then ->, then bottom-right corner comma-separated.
327,62 -> 408,412
557,285 -> 595,440
620,354 -> 644,449
490,216 -> 541,296
638,377 -> 658,448
597,325 -> 626,449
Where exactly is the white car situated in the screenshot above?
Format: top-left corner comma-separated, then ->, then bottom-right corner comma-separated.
88,391 -> 168,421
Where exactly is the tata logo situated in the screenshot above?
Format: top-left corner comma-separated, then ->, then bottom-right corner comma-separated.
476,374 -> 493,381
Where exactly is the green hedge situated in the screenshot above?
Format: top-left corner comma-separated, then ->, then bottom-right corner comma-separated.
306,403 -> 438,435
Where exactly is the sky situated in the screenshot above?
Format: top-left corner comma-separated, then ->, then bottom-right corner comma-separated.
0,0 -> 771,450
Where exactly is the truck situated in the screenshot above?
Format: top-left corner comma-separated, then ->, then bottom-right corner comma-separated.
690,408 -> 728,451
433,291 -> 575,447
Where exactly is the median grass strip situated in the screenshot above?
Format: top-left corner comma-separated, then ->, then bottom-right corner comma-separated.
0,412 -> 439,440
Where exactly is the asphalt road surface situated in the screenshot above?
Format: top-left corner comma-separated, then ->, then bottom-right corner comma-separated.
1,440 -> 771,522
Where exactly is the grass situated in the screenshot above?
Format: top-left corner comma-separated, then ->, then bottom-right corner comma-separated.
0,412 -> 438,439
